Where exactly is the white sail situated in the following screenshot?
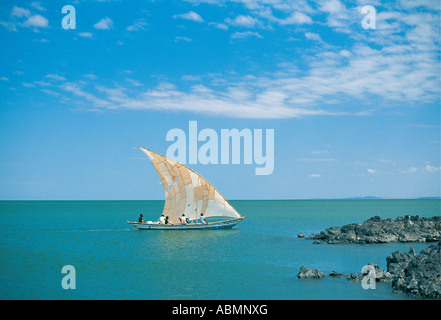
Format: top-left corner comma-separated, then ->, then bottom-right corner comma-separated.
138,146 -> 242,224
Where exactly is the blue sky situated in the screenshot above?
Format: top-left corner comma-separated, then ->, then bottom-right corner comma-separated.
0,0 -> 440,200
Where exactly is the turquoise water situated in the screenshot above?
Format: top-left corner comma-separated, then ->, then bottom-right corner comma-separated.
0,199 -> 439,300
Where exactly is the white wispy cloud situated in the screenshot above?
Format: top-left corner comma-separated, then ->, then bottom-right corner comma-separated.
425,164 -> 441,173
78,32 -> 94,39
11,6 -> 31,18
304,32 -> 323,42
28,0 -> 440,120
209,22 -> 228,30
175,36 -> 192,42
29,2 -> 46,11
173,11 -> 204,23
94,17 -> 113,30
1,6 -> 49,31
277,12 -> 313,25
126,19 -> 148,32
400,167 -> 418,174
231,31 -> 262,39
125,78 -> 143,87
35,32 -> 439,118
60,82 -> 111,108
399,163 -> 441,174
40,89 -> 60,97
22,82 -> 36,88
183,1 -> 439,108
36,77 -> 329,118
182,75 -> 202,81
22,14 -> 49,28
45,74 -> 66,81
0,21 -> 18,32
225,15 -> 259,28
186,0 -> 315,26
319,0 -> 346,14
84,74 -> 98,80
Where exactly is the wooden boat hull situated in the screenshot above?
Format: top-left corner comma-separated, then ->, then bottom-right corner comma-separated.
127,218 -> 244,230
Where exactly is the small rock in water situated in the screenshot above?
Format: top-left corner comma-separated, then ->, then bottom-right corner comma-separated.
347,273 -> 363,282
329,270 -> 348,278
297,266 -> 326,279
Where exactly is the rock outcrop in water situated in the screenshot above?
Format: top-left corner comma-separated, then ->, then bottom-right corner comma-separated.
387,242 -> 441,298
298,263 -> 393,282
306,215 -> 441,244
297,242 -> 441,299
297,266 -> 326,279
299,216 -> 441,298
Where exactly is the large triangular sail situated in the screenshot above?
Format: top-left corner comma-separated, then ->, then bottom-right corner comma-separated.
138,146 -> 242,224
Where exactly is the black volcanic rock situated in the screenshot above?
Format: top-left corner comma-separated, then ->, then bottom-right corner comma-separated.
298,244 -> 441,298
387,242 -> 441,298
297,266 -> 326,279
306,215 -> 441,244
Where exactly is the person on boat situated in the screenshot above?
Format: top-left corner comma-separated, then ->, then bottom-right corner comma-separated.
199,213 -> 208,224
180,214 -> 187,225
158,214 -> 165,224
138,214 -> 144,223
165,216 -> 172,225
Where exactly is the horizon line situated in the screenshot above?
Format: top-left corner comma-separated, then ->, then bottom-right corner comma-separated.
0,197 -> 440,201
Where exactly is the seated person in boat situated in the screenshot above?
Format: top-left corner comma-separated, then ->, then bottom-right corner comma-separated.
138,214 -> 145,223
179,214 -> 188,225
158,214 -> 165,224
165,216 -> 172,224
199,213 -> 208,224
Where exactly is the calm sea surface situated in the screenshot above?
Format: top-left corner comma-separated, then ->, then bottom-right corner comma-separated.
0,199 -> 439,300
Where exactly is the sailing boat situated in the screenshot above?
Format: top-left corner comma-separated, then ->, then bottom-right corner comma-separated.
127,146 -> 245,230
